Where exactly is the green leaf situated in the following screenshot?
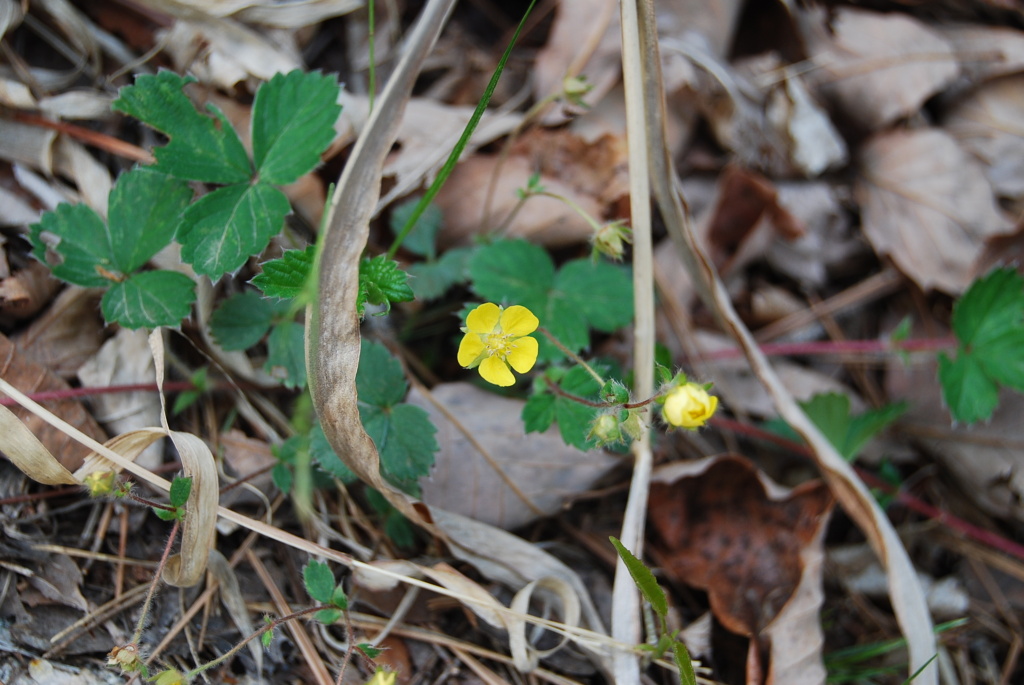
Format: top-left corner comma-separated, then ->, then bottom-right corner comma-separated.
112,71 -> 251,184
554,258 -> 633,333
30,202 -> 113,287
356,643 -> 384,659
107,168 -> 193,273
169,476 -> 193,508
356,339 -> 407,407
771,393 -> 908,462
302,560 -> 335,603
939,268 -> 1024,423
314,608 -> 342,625
153,507 -> 179,521
252,245 -> 315,299
260,627 -> 274,648
469,239 -> 555,312
330,585 -> 348,610
609,536 -> 668,618
172,367 -> 208,416
672,641 -> 698,685
360,403 -> 437,496
938,353 -> 999,424
252,70 -> 341,185
265,321 -> 306,389
178,183 -> 291,278
310,423 -> 358,484
407,246 -> 473,300
389,199 -> 443,259
553,366 -> 604,450
522,391 -> 556,434
101,271 -> 196,329
358,255 -> 415,315
271,462 -> 293,492
210,291 -> 279,350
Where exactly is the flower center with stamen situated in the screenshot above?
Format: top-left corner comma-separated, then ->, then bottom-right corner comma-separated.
485,331 -> 515,358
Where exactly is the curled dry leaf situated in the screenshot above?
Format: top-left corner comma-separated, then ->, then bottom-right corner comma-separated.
207,549 -> 261,670
161,430 -> 219,587
650,455 -> 833,683
1,260 -> 63,323
945,74 -> 1024,202
0,402 -> 77,485
856,128 -> 1013,293
0,331 -> 107,471
800,6 -> 959,130
508,576 -> 581,673
410,383 -> 619,531
420,562 -> 508,631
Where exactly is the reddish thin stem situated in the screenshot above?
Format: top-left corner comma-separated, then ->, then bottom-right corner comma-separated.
711,416 -> 1024,563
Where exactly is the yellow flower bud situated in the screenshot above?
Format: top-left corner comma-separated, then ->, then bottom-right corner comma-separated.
84,470 -> 116,497
662,382 -> 718,429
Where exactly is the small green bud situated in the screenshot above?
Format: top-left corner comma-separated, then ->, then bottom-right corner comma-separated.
589,413 -> 622,446
601,379 -> 631,404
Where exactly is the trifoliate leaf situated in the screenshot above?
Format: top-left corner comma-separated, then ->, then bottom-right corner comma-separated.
271,463 -> 293,493
168,476 -> 192,508
310,423 -> 358,484
302,560 -> 335,603
30,202 -> 114,287
522,391 -> 556,434
252,70 -> 341,186
107,168 -> 193,273
359,403 -> 437,496
330,586 -> 348,610
356,339 -> 407,407
554,258 -> 633,333
265,321 -> 306,389
390,199 -> 443,259
609,536 -> 668,618
407,246 -> 473,300
101,271 -> 196,329
210,291 -> 280,350
939,267 -> 1024,423
252,245 -> 315,299
178,183 -> 292,278
798,393 -> 907,461
358,255 -> 414,315
112,71 -> 251,184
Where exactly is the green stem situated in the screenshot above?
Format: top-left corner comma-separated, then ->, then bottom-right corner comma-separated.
535,190 -> 604,232
537,327 -> 605,386
544,376 -> 660,410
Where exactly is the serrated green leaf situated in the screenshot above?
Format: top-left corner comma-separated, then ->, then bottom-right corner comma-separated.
252,71 -> 341,185
951,267 -> 1024,348
310,423 -> 358,484
252,245 -> 315,299
356,339 -> 407,407
939,353 -> 999,424
672,642 -> 697,685
799,393 -> 907,462
153,507 -> 179,521
975,330 -> 1024,392
303,560 -> 335,603
260,628 -> 274,648
271,462 -> 293,492
469,239 -> 555,311
30,202 -> 113,287
169,476 -> 192,508
609,536 -> 668,618
408,246 -> 473,300
360,403 -> 437,496
107,168 -> 193,273
178,183 -> 291,278
210,291 -> 279,350
265,321 -> 306,389
522,392 -> 556,434
358,255 -> 414,315
101,271 -> 196,329
390,199 -> 443,259
554,258 -> 633,332
113,71 -> 251,184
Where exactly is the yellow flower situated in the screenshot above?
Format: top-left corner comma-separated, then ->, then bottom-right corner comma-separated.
84,470 -> 116,496
662,382 -> 718,429
458,303 -> 539,387
364,668 -> 397,685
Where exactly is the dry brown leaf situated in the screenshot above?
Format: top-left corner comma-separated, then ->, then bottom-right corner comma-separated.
12,286 -> 103,378
161,429 -> 219,588
801,7 -> 959,130
938,23 -> 1024,85
0,331 -> 107,471
945,74 -> 1024,202
0,403 -> 77,485
650,455 -> 833,683
856,127 -> 1013,294
0,184 -> 39,227
77,329 -> 162,471
411,383 -> 619,531
1,260 -> 62,323
0,118 -> 57,173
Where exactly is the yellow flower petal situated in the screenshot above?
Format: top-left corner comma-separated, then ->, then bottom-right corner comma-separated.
466,303 -> 501,334
499,305 -> 539,337
479,356 -> 515,386
506,335 -> 538,373
457,332 -> 486,367
663,383 -> 717,429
